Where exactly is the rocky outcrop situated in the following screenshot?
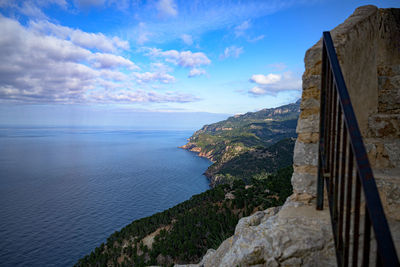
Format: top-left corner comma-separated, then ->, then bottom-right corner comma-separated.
179,5 -> 400,267
176,198 -> 335,267
179,143 -> 217,162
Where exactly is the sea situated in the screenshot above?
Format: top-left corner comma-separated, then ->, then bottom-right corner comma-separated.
0,127 -> 211,267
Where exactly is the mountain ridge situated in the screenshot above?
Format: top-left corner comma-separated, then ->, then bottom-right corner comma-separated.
181,100 -> 300,186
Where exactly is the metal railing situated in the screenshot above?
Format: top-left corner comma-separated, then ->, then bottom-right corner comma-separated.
316,31 -> 399,266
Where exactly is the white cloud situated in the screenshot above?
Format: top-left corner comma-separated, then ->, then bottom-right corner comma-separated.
135,22 -> 153,45
135,72 -> 175,84
150,62 -> 172,73
30,20 -> 130,52
249,72 -> 301,96
250,73 -> 281,85
248,34 -> 264,42
0,0 -> 68,19
188,68 -> 206,78
70,30 -> 129,51
134,62 -> 175,84
0,15 -> 196,104
181,34 -> 193,45
234,20 -> 251,37
249,86 -> 268,95
156,0 -> 178,18
145,48 -> 211,68
234,20 -> 265,43
91,53 -> 139,69
137,32 -> 150,45
220,46 -> 243,60
19,1 -> 49,19
88,90 -> 198,103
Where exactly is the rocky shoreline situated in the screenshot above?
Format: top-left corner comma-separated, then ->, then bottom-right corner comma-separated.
179,142 -> 216,162
179,142 -> 221,186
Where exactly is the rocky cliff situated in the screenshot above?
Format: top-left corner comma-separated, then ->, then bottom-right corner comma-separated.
181,101 -> 300,186
179,5 -> 400,266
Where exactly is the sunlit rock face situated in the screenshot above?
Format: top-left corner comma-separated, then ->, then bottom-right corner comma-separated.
180,5 -> 400,267
175,203 -> 335,267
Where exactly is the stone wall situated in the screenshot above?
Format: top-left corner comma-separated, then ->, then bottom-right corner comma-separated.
292,5 -> 400,201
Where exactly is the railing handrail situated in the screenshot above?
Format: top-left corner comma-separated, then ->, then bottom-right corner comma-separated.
317,31 -> 399,266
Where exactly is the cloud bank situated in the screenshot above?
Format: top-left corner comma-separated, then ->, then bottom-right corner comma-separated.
248,72 -> 301,96
0,15 -> 197,104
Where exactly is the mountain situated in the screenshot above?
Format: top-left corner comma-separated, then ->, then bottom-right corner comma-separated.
181,100 -> 300,186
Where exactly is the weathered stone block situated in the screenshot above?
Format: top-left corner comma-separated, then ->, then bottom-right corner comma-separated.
294,164 -> 318,174
292,171 -> 317,195
293,141 -> 318,167
301,86 -> 320,101
378,74 -> 400,113
302,75 -> 321,92
300,97 -> 320,110
369,114 -> 400,138
365,139 -> 400,168
374,168 -> 400,221
385,141 -> 400,167
296,114 -> 319,134
297,132 -> 320,144
365,141 -> 392,168
300,107 -> 320,119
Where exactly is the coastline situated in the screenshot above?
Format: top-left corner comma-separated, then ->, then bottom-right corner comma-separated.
179,142 -> 216,163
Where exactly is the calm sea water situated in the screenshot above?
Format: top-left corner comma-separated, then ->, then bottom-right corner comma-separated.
0,127 -> 211,267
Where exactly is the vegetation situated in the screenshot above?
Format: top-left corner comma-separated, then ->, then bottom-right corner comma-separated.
182,100 -> 300,185
76,101 -> 300,266
206,138 -> 295,185
75,166 -> 293,267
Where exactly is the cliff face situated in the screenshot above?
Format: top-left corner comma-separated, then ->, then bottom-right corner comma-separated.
181,101 -> 300,186
182,5 -> 400,266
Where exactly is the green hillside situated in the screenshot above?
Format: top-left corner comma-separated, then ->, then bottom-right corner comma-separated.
181,100 -> 300,185
76,167 -> 293,267
206,138 -> 295,186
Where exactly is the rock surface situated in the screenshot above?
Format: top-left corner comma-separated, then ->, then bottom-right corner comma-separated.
175,201 -> 335,267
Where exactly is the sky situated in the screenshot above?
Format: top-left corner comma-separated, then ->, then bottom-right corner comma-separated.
0,0 -> 399,129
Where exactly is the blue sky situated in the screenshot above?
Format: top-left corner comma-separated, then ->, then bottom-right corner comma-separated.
0,0 -> 398,129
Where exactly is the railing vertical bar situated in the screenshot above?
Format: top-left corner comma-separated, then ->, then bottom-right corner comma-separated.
377,249 -> 382,267
317,31 -> 399,266
317,42 -> 327,210
329,88 -> 337,202
325,66 -> 333,173
333,105 -> 342,224
352,172 -> 361,266
344,147 -> 353,267
363,205 -> 371,267
338,114 -> 347,255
